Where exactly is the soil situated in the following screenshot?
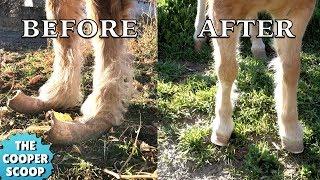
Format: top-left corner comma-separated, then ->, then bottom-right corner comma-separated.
158,137 -> 234,180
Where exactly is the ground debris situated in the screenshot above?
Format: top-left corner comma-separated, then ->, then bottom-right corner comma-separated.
28,75 -> 43,85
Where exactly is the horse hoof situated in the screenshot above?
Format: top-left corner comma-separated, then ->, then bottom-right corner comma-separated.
281,137 -> 304,154
211,131 -> 230,146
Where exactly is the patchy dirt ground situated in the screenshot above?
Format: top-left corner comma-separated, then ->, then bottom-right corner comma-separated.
0,3 -> 158,179
157,1 -> 320,179
157,49 -> 320,179
158,134 -> 234,180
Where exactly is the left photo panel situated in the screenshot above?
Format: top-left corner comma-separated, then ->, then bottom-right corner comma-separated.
0,0 -> 157,179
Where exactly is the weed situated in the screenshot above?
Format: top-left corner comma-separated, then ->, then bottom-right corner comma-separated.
243,142 -> 283,179
158,0 -> 320,179
178,125 -> 213,166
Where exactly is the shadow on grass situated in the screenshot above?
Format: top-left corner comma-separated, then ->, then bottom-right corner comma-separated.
46,103 -> 160,179
0,35 -> 160,178
157,2 -> 320,176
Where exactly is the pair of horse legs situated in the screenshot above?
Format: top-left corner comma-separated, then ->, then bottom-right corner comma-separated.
8,0 -> 133,144
208,0 -> 315,153
194,0 -> 266,59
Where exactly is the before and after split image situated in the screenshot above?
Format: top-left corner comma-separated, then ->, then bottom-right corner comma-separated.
0,0 -> 320,179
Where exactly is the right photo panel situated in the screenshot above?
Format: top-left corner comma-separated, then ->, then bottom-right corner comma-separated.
157,0 -> 320,179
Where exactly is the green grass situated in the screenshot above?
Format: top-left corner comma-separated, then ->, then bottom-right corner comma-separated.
178,125 -> 215,166
0,17 -> 157,179
243,142 -> 283,179
158,0 -> 320,179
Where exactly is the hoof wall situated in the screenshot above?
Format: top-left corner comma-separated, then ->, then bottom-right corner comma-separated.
44,111 -> 75,145
7,90 -> 48,114
281,137 -> 304,154
44,111 -> 112,145
211,132 -> 230,147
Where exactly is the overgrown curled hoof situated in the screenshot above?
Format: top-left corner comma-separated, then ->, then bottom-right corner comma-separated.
44,111 -> 112,145
7,90 -> 50,114
281,137 -> 304,154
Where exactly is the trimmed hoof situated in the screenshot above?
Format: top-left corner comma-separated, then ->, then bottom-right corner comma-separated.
211,131 -> 230,146
7,90 -> 50,114
45,111 -> 112,145
211,117 -> 233,147
251,48 -> 267,60
281,137 -> 304,154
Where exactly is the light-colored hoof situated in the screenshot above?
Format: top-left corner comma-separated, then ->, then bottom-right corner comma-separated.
211,131 -> 230,146
251,48 -> 267,60
45,111 -> 112,145
281,137 -> 304,154
7,90 -> 50,114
